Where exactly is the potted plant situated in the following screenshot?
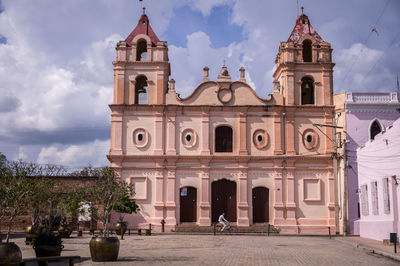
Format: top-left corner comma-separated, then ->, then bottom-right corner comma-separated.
0,156 -> 33,264
57,188 -> 86,238
30,178 -> 64,257
83,167 -> 138,262
114,194 -> 139,239
25,164 -> 67,245
26,164 -> 71,257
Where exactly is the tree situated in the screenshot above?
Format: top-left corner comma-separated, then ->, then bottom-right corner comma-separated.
0,160 -> 36,243
83,167 -> 138,237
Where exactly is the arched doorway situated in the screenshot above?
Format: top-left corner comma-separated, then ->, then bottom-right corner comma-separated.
252,187 -> 269,223
212,179 -> 236,222
180,187 -> 197,223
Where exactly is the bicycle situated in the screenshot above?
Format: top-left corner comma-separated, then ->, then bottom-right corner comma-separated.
214,222 -> 237,234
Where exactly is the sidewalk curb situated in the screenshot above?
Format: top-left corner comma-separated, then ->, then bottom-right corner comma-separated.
335,238 -> 400,262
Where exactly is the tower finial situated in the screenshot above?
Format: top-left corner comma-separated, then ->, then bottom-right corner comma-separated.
139,0 -> 145,14
301,6 -> 304,14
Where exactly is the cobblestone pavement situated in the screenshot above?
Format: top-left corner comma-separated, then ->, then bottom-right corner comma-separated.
13,234 -> 398,265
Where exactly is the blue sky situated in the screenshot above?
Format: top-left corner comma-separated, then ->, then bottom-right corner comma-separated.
0,0 -> 399,169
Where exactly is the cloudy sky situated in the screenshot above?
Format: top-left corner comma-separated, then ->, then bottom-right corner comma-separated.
0,0 -> 399,170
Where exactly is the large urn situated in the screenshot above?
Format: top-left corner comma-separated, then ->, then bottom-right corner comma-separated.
115,221 -> 127,236
0,242 -> 22,265
89,236 -> 120,261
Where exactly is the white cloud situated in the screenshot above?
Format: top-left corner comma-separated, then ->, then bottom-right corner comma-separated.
189,0 -> 233,16
0,0 -> 399,168
170,31 -> 243,97
334,43 -> 386,91
37,139 -> 109,168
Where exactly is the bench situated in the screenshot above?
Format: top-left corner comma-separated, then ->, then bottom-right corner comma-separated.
20,255 -> 80,266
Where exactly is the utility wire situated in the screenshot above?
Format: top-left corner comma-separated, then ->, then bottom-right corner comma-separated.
362,30 -> 400,82
338,0 -> 390,90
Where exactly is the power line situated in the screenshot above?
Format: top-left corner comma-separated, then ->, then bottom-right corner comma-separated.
362,30 -> 400,83
338,0 -> 390,90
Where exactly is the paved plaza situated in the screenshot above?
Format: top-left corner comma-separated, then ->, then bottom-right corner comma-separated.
13,234 -> 398,265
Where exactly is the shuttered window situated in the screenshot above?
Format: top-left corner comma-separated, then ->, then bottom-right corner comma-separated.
383,177 -> 390,214
371,181 -> 379,215
361,184 -> 369,216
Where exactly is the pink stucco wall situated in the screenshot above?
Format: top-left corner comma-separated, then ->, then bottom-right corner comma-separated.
357,118 -> 400,241
108,13 -> 339,234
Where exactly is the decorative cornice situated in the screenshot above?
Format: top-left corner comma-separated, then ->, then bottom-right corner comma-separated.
108,154 -> 333,162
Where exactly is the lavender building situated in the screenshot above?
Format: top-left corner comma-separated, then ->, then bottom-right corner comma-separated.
335,92 -> 400,235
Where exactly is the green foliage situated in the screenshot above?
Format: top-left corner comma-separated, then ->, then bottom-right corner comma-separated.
0,159 -> 35,242
82,167 -> 138,237
113,194 -> 139,215
0,157 -> 81,241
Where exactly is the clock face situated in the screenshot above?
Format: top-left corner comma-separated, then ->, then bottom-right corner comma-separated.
217,87 -> 233,104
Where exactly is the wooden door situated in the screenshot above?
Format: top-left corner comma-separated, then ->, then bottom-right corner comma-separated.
252,187 -> 269,223
212,179 -> 237,222
180,187 -> 197,222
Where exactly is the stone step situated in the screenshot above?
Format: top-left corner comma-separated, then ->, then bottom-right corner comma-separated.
174,223 -> 280,234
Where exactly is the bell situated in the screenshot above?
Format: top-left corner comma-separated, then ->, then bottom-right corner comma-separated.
304,83 -> 311,89
137,86 -> 147,93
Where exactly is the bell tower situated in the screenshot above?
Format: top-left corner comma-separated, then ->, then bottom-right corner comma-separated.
273,13 -> 334,106
113,12 -> 170,105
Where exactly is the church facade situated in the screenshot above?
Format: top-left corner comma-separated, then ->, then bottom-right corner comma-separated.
108,12 -> 336,234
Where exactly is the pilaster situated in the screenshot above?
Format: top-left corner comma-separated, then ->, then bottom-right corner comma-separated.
110,110 -> 123,156
153,110 -> 164,155
165,164 -> 177,225
200,108 -> 211,155
239,112 -> 248,155
273,112 -> 283,155
166,111 -> 176,155
153,165 -> 164,224
285,162 -> 297,224
199,163 -> 211,226
237,165 -> 250,226
273,161 -> 284,224
285,112 -> 296,155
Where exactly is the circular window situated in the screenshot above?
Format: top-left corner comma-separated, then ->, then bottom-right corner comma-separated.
217,87 -> 233,104
253,129 -> 268,149
302,129 -> 319,150
133,128 -> 149,148
182,128 -> 197,148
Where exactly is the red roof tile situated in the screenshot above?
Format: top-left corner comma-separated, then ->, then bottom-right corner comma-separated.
125,14 -> 161,47
287,14 -> 323,43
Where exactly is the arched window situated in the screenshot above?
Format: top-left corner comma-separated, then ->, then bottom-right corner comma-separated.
135,75 -> 148,104
370,120 -> 382,140
301,76 -> 314,105
136,39 -> 147,61
215,126 -> 233,152
302,39 -> 312,62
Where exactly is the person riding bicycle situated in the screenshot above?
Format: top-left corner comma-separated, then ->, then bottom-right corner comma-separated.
218,212 -> 228,231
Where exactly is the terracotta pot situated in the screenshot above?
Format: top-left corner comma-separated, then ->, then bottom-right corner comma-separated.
34,245 -> 62,257
0,242 -> 22,265
115,221 -> 127,236
89,236 -> 120,261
